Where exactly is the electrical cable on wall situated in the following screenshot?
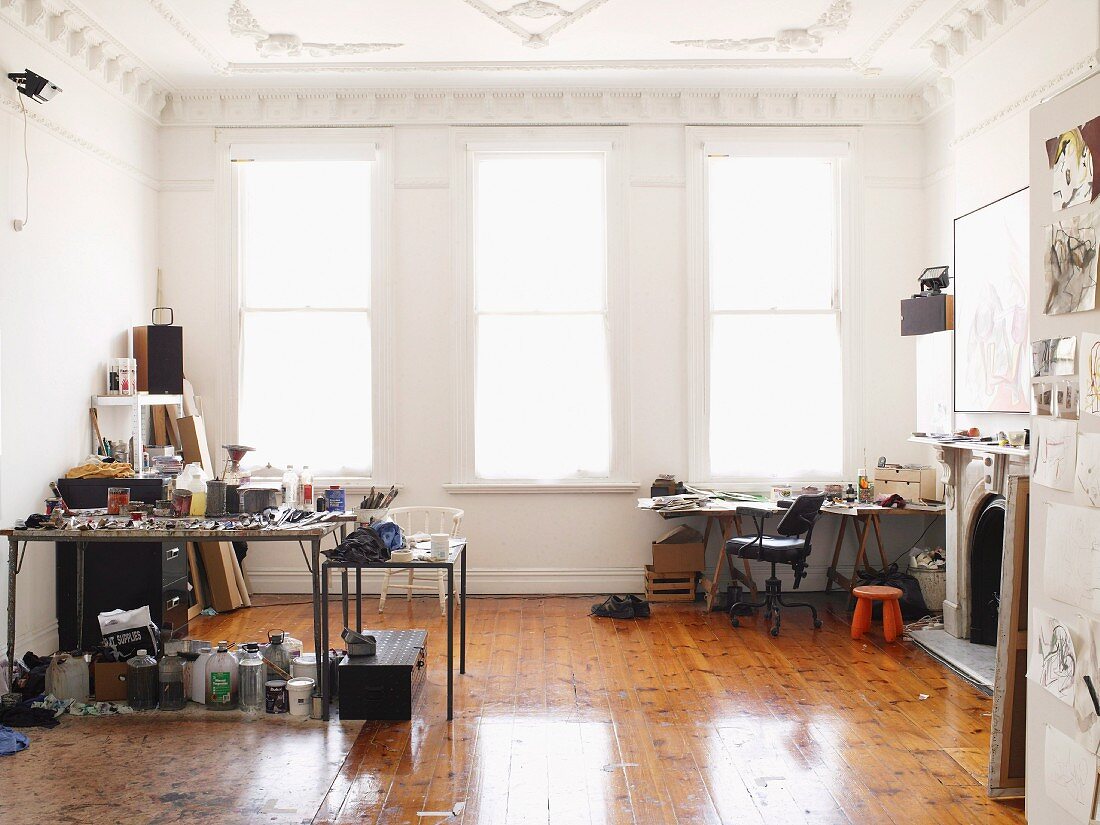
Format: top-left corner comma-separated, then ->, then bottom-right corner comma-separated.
6,68 -> 62,232
14,93 -> 29,232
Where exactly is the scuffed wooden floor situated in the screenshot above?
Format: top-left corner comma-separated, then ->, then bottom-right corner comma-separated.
2,595 -> 1026,824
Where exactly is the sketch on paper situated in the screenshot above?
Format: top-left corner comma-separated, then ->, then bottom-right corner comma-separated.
1032,336 -> 1077,377
1032,418 -> 1079,491
1030,609 -> 1077,706
1057,380 -> 1081,420
1046,116 -> 1100,211
1034,382 -> 1053,416
1078,433 -> 1100,507
1044,212 -> 1098,315
1082,333 -> 1100,417
953,189 -> 1030,413
1044,724 -> 1098,823
1044,503 -> 1100,612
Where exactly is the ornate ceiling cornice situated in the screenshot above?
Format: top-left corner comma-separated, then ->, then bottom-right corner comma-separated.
461,0 -> 613,49
915,0 -> 1051,75
227,0 -> 402,58
673,0 -> 852,55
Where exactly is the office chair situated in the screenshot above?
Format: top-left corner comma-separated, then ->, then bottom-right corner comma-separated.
726,494 -> 827,637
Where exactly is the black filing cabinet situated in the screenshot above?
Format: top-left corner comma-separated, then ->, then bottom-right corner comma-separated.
338,630 -> 427,720
54,477 -> 189,650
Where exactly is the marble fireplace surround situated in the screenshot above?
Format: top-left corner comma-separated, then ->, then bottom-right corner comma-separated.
911,438 -> 1029,639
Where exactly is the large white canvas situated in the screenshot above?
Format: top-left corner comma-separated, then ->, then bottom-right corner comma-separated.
1032,418 -> 1079,491
953,189 -> 1030,413
1044,503 -> 1100,612
1044,724 -> 1098,823
1079,433 -> 1100,507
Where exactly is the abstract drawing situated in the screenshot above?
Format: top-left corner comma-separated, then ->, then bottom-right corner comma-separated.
1078,433 -> 1100,507
1032,336 -> 1077,377
1046,116 -> 1100,211
1030,608 -> 1077,706
1082,333 -> 1100,417
1032,418 -> 1078,491
953,189 -> 1030,413
1043,212 -> 1098,315
1044,503 -> 1100,613
1043,724 -> 1098,823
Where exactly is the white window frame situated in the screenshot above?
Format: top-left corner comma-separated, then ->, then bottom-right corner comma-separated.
686,126 -> 864,490
215,127 -> 395,490
446,128 -> 635,494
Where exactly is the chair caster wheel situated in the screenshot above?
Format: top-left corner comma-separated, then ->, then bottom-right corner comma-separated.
813,619 -> 823,629
770,627 -> 780,637
731,617 -> 740,627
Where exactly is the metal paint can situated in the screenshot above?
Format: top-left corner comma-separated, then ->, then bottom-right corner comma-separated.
45,498 -> 60,515
324,486 -> 345,512
205,480 -> 227,517
265,679 -> 288,714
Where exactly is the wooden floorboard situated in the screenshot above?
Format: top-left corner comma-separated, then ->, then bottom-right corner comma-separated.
186,593 -> 1026,825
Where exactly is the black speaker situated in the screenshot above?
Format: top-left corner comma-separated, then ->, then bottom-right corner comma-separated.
133,324 -> 183,393
900,294 -> 953,336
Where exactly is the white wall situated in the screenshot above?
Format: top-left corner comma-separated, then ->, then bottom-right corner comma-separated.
160,119 -> 940,595
0,28 -> 159,654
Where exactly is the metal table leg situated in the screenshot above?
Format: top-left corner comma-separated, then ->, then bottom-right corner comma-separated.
341,570 -> 349,631
7,539 -> 17,689
355,568 -> 362,632
76,541 -> 86,651
447,562 -> 454,721
321,561 -> 331,721
460,547 -> 466,675
310,538 -> 327,721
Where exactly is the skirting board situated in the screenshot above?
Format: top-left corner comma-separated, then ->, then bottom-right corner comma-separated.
15,621 -> 59,658
243,564 -> 839,595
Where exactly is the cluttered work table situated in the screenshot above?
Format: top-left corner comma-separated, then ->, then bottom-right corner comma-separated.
638,496 -> 945,610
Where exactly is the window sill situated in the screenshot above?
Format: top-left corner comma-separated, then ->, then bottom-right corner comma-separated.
443,481 -> 640,495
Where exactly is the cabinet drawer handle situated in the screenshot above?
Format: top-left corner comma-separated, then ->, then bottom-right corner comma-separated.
166,548 -> 180,561
166,596 -> 180,610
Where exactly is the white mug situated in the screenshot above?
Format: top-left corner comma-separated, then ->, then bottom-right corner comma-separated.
430,533 -> 450,561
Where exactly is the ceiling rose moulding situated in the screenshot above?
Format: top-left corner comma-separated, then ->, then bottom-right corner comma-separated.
227,0 -> 402,58
853,0 -> 931,71
672,0 -> 851,55
161,87 -> 925,127
460,0 -> 613,49
915,0 -> 1050,75
0,0 -> 169,119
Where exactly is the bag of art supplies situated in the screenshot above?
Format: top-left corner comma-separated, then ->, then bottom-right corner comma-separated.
98,606 -> 160,659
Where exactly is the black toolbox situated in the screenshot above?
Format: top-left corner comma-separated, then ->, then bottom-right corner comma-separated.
338,629 -> 427,720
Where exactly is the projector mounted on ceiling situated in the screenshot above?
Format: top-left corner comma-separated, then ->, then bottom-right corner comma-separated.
7,69 -> 62,103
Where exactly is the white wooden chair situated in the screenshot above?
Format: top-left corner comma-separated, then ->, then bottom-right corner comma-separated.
379,506 -> 465,616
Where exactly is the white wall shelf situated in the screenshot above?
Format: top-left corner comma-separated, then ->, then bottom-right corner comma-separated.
92,394 -> 184,469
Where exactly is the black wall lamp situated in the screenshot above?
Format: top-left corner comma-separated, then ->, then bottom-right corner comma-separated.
7,69 -> 62,103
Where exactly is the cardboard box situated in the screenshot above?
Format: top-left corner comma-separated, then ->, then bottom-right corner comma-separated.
197,542 -> 245,613
176,414 -> 214,475
651,525 -> 706,573
94,662 -> 128,701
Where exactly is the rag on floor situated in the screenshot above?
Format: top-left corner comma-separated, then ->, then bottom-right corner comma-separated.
0,725 -> 29,756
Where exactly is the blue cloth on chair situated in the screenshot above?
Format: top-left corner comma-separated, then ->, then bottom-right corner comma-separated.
373,520 -> 405,552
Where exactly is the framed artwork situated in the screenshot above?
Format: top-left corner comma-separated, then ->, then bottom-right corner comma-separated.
953,188 -> 1030,413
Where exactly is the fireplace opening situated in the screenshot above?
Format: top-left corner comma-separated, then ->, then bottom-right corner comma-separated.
969,495 -> 1006,646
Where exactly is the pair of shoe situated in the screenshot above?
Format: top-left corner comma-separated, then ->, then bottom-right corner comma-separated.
590,594 -> 651,619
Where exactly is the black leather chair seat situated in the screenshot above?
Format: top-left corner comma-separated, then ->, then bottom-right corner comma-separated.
725,535 -> 807,564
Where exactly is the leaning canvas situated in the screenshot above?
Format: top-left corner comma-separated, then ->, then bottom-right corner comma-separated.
1043,211 -> 1098,315
1046,116 -> 1100,211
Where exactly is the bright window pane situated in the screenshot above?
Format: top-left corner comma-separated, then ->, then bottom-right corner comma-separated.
708,157 -> 835,310
240,161 -> 371,309
240,311 -> 371,475
475,315 -> 610,479
475,155 -> 606,312
709,314 -> 842,479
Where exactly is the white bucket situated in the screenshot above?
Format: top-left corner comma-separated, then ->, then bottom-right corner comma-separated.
291,654 -> 318,683
286,677 -> 315,717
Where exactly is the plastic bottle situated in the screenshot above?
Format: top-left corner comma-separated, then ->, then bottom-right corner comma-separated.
260,630 -> 293,682
46,653 -> 90,702
127,649 -> 159,710
205,641 -> 238,710
158,652 -> 187,711
282,465 -> 299,508
298,466 -> 313,509
237,643 -> 266,714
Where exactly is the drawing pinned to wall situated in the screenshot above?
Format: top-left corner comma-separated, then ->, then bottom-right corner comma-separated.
953,189 -> 1030,413
1043,212 -> 1098,315
1033,418 -> 1079,490
1082,333 -> 1100,417
1043,724 -> 1098,823
1078,433 -> 1100,507
1030,608 -> 1078,706
1033,336 -> 1078,377
1044,503 -> 1100,612
1046,116 -> 1100,211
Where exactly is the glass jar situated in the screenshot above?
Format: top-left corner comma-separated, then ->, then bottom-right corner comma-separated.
237,643 -> 265,714
127,649 -> 158,711
158,652 -> 186,711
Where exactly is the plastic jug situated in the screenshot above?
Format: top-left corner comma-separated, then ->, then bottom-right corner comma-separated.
260,630 -> 301,681
158,652 -> 187,711
190,646 -> 212,703
205,641 -> 238,710
127,650 -> 159,710
178,462 -> 210,516
45,653 -> 89,702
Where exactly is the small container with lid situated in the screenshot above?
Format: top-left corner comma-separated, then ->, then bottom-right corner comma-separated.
127,649 -> 159,711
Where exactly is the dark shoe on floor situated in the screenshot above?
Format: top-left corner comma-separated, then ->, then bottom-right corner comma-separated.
626,595 -> 651,618
591,595 -> 635,619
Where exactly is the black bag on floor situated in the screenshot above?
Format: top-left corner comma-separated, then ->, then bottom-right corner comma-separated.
854,564 -> 929,620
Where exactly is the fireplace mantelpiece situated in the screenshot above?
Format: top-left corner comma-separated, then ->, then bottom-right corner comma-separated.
908,438 -> 1029,638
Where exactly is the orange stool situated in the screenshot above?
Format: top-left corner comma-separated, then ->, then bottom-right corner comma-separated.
851,585 -> 904,642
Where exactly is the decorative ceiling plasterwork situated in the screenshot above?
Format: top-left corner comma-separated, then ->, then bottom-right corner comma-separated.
227,0 -> 402,58
0,0 -> 168,119
460,0 -> 612,49
915,0 -> 1050,74
673,0 -> 851,54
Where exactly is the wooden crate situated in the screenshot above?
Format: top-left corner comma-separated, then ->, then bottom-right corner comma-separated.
644,565 -> 698,602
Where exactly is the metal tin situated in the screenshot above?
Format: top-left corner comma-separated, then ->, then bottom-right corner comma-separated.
241,487 -> 279,514
265,679 -> 288,714
324,486 -> 345,512
205,480 -> 228,517
45,498 -> 60,515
